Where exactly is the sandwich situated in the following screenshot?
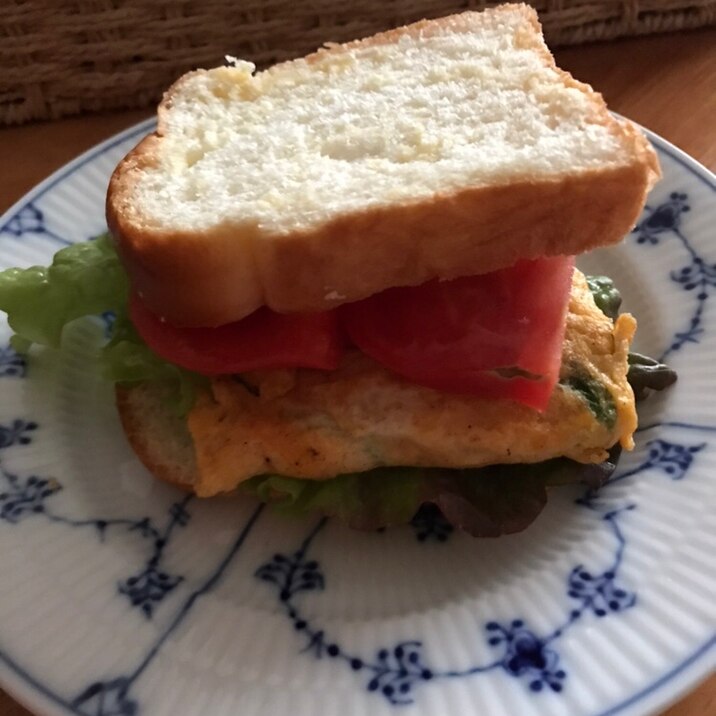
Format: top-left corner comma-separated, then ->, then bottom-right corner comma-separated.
0,4 -> 675,536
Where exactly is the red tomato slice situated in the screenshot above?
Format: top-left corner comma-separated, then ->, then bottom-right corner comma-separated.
129,295 -> 345,374
341,257 -> 575,410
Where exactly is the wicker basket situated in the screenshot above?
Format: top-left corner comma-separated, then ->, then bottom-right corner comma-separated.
2,0 -> 714,125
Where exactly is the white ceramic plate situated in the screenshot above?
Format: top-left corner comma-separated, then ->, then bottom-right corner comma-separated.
0,120 -> 714,716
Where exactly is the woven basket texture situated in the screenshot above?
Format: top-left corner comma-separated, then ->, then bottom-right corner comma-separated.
2,0 -> 715,125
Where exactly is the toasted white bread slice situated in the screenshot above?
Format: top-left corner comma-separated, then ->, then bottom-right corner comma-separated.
116,271 -> 637,496
116,382 -> 197,490
108,4 -> 659,327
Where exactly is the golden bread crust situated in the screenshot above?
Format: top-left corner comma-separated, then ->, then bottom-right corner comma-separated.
115,384 -> 197,490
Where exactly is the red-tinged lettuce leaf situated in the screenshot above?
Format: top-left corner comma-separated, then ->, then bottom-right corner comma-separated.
241,449 -> 620,538
423,470 -> 549,538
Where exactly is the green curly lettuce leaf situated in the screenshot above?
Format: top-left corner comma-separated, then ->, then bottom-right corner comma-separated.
102,314 -> 207,415
0,236 -> 204,414
0,235 -> 128,350
241,453 -> 618,537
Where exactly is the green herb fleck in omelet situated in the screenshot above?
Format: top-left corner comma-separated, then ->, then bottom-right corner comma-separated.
562,374 -> 617,428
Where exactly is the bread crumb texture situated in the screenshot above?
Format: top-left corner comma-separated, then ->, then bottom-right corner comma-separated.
134,6 -> 630,234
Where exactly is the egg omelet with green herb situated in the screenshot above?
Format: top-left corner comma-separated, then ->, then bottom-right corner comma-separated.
186,271 -> 636,497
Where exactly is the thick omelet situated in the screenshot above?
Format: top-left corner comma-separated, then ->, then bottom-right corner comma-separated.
186,271 -> 636,497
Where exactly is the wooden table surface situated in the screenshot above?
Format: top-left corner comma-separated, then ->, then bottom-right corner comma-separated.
0,28 -> 714,716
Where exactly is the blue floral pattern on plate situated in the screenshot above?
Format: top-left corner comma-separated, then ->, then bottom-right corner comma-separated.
0,202 -> 73,247
632,192 -> 716,359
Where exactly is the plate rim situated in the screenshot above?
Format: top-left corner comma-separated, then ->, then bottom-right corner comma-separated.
0,118 -> 714,716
